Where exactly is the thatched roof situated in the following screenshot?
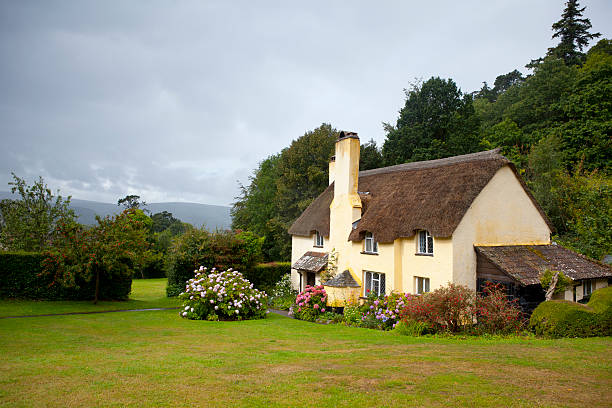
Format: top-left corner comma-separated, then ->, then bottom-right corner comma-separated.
292,251 -> 328,273
289,149 -> 552,243
475,244 -> 612,286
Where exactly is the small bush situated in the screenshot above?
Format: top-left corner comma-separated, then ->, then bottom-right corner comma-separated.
342,303 -> 362,326
178,267 -> 267,321
393,320 -> 434,336
291,285 -> 327,322
268,274 -> 298,311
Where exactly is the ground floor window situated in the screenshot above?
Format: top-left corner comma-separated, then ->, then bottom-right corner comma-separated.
364,271 -> 385,296
583,279 -> 593,297
415,276 -> 430,294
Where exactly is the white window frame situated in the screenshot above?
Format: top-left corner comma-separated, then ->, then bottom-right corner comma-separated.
415,276 -> 430,295
583,279 -> 593,297
417,230 -> 433,255
314,231 -> 324,247
364,271 -> 386,296
364,232 -> 378,254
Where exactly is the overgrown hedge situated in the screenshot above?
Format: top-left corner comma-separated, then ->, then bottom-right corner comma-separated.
243,262 -> 291,292
0,252 -> 132,300
529,287 -> 612,338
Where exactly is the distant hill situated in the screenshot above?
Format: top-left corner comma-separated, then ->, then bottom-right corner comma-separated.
0,192 -> 232,230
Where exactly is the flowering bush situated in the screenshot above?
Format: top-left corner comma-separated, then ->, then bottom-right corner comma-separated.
291,285 -> 327,322
359,292 -> 410,330
474,282 -> 525,334
178,267 -> 267,321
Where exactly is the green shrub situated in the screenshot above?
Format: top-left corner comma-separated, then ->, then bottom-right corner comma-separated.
342,304 -> 362,326
243,262 -> 291,292
393,320 -> 434,336
529,297 -> 611,338
136,252 -> 166,279
268,274 -> 297,310
587,286 -> 612,313
179,267 -> 267,321
166,230 -> 263,297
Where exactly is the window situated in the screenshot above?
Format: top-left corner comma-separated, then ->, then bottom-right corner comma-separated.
415,276 -> 430,294
364,271 -> 385,296
364,232 -> 378,253
314,231 -> 324,247
583,279 -> 593,297
417,230 -> 433,255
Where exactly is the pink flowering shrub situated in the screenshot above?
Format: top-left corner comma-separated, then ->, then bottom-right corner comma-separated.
178,267 -> 267,321
291,285 -> 327,322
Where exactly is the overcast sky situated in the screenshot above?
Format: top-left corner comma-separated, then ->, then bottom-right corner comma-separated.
1,1 -> 610,206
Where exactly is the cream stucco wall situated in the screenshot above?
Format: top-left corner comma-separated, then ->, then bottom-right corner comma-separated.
290,234 -> 330,291
452,166 -> 552,290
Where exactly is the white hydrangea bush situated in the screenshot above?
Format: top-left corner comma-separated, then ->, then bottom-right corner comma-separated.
178,267 -> 268,321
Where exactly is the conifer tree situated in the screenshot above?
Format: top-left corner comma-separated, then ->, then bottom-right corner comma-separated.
548,0 -> 600,65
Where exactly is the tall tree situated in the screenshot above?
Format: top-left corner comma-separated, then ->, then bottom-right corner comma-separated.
382,77 -> 481,165
548,0 -> 600,65
0,173 -> 76,251
232,124 -> 337,260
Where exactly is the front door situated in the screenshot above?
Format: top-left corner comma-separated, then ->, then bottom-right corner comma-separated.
306,272 -> 316,288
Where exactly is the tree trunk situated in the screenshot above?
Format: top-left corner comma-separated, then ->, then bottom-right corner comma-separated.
545,271 -> 559,301
94,268 -> 100,304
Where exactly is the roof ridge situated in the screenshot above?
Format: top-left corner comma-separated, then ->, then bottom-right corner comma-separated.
359,148 -> 505,177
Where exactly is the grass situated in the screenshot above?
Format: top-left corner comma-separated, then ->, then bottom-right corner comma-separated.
0,278 -> 178,317
0,280 -> 610,407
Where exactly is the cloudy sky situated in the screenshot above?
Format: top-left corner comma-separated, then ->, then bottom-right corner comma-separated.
1,1 -> 610,206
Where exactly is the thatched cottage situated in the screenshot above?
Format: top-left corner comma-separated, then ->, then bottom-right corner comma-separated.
289,131 -> 611,309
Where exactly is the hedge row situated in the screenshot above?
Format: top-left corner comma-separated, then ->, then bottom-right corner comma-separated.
243,262 -> 291,292
529,286 -> 612,338
0,252 -> 132,300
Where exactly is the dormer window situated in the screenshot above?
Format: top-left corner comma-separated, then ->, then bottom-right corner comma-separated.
364,232 -> 378,254
314,231 -> 324,247
417,230 -> 433,255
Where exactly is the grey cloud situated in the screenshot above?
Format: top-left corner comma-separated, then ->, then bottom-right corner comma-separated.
1,0 -> 611,206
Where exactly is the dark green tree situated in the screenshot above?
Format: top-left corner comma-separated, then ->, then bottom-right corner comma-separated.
232,124 -> 337,260
0,173 -> 76,251
382,77 -> 481,165
548,0 -> 600,65
359,139 -> 383,171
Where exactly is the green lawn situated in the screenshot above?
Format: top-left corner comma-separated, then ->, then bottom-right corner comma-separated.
0,284 -> 610,408
0,278 -> 178,317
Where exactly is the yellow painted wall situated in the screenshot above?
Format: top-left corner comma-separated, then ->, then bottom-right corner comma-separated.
452,166 -> 551,289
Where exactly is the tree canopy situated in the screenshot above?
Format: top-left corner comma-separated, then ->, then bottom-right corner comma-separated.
0,173 -> 76,252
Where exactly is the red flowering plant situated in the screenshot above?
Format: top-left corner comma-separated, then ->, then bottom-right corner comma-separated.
399,283 -> 475,333
290,285 -> 327,322
474,282 -> 525,334
41,209 -> 151,302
